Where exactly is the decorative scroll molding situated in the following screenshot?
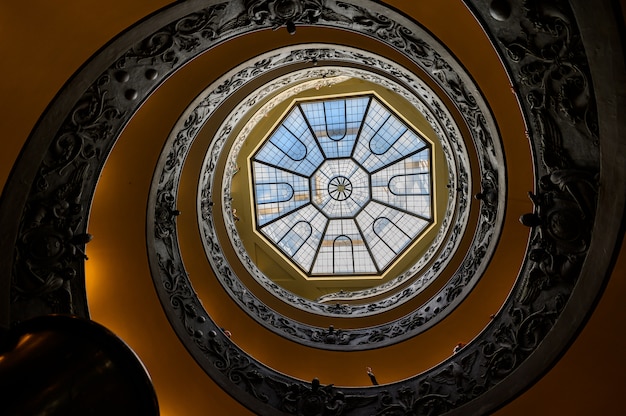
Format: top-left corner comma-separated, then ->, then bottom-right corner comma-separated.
10,73 -> 123,321
0,0 -> 619,415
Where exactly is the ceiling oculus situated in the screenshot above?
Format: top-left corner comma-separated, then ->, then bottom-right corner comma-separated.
251,95 -> 433,277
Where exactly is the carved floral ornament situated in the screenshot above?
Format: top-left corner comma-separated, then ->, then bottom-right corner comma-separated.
0,0 -> 622,415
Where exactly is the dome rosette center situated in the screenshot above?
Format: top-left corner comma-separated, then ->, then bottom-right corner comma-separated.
311,159 -> 369,216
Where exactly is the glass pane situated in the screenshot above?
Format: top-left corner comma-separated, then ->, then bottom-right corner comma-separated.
252,94 -> 433,276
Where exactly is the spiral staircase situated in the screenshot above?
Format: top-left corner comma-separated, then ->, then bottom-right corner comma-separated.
0,1 -> 624,415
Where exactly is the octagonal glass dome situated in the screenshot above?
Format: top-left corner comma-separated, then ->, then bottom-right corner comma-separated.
251,94 -> 433,277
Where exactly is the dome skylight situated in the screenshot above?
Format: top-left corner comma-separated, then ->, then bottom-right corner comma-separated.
251,95 -> 433,277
